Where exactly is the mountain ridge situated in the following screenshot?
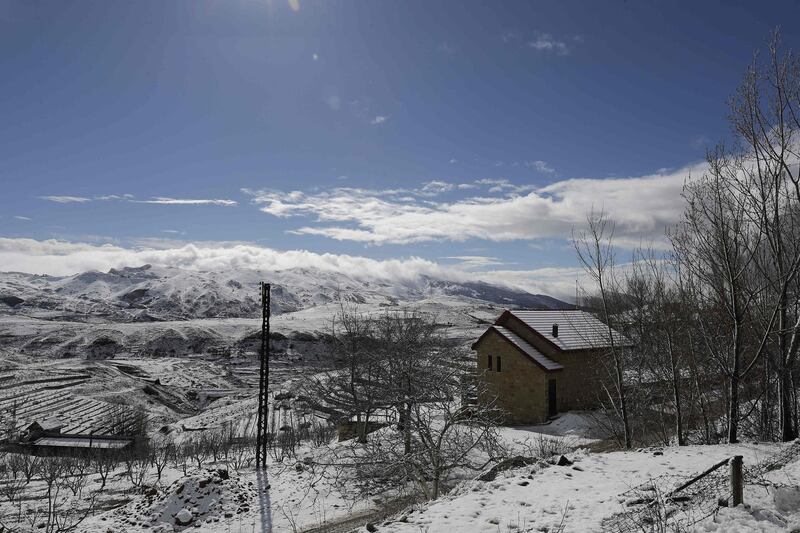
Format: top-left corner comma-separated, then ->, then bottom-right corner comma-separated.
0,264 -> 571,322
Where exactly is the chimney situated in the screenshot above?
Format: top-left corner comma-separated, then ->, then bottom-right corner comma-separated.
552,323 -> 559,338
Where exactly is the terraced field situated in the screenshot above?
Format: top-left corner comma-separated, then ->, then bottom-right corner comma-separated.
0,371 -> 142,436
172,389 -> 320,441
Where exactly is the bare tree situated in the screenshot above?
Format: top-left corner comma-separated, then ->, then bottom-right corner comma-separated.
573,210 -> 633,448
670,146 -> 764,444
625,247 -> 691,445
302,296 -> 380,444
728,29 -> 800,441
91,450 -> 119,491
312,311 -> 503,501
150,435 -> 174,484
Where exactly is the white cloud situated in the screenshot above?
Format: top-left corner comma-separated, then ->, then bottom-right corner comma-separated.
370,115 -> 388,125
0,238 -> 583,300
442,255 -> 506,269
13,216 -> 31,221
38,194 -> 230,206
449,159 -> 458,164
481,266 -> 585,300
136,198 -> 238,206
95,194 -> 134,201
245,163 -> 700,247
525,160 -> 556,174
39,195 -> 91,203
528,33 -> 571,55
419,180 -> 454,196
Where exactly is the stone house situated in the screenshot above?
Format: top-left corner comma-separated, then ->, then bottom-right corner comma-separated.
472,309 -> 629,425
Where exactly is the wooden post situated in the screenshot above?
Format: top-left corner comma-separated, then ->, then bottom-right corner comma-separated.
730,455 -> 743,506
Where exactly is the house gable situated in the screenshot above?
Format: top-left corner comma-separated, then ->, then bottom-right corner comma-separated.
473,326 -> 563,373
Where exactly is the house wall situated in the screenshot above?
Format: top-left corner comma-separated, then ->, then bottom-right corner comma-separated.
475,329 -> 549,424
497,313 -> 610,411
475,315 -> 615,423
546,349 -> 607,411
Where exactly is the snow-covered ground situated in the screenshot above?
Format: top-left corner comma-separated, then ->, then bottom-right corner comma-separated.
367,442 -> 793,533
77,459 -> 372,533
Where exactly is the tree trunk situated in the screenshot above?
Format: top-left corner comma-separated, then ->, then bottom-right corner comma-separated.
779,365 -> 796,440
404,401 -> 412,455
728,371 -> 739,444
668,336 -> 685,446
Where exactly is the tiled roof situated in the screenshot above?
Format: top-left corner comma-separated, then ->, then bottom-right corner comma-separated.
491,325 -> 563,371
33,436 -> 132,449
504,309 -> 630,351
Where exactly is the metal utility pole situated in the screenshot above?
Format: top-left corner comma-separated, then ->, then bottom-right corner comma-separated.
255,282 -> 271,470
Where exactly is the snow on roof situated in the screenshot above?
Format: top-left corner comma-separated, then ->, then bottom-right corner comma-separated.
33,436 -> 132,449
29,417 -> 64,431
504,309 -> 630,351
491,325 -> 563,372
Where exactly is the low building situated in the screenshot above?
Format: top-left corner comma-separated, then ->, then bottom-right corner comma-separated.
472,309 -> 630,425
25,417 -> 65,440
30,435 -> 133,456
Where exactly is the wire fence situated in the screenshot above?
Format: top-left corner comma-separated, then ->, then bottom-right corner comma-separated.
603,440 -> 800,532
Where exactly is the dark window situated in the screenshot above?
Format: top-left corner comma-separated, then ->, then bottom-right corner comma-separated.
497,356 -> 502,372
487,355 -> 492,370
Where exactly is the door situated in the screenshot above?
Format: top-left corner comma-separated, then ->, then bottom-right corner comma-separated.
547,379 -> 557,418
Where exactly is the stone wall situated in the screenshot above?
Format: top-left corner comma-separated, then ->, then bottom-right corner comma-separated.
496,313 -> 611,411
475,329 -> 549,424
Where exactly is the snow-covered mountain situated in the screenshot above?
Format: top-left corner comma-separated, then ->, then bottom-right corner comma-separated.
0,264 -> 570,322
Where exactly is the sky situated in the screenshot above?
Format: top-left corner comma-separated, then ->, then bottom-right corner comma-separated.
1,0 -> 798,298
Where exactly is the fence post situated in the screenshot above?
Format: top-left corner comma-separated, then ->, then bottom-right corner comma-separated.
730,455 -> 743,506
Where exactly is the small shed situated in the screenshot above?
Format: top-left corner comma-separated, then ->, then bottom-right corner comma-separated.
25,417 -> 65,440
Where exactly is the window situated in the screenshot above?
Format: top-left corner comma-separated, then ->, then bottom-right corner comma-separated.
487,355 -> 492,370
497,356 -> 502,372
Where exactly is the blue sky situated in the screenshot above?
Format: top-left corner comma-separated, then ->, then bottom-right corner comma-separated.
0,0 -> 797,295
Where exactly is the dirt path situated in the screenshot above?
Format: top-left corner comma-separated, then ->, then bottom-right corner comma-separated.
300,509 -> 377,533
300,496 -> 417,533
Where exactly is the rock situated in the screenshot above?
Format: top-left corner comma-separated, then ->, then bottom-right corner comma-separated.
556,455 -> 573,466
478,456 -> 537,481
175,509 -> 193,526
653,451 -> 663,456
366,523 -> 378,532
